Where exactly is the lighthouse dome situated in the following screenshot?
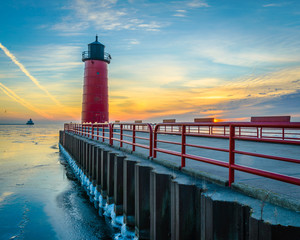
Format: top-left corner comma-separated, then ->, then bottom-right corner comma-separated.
82,35 -> 111,63
88,35 -> 105,60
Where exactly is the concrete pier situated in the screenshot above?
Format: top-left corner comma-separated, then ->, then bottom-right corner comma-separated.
135,164 -> 153,239
249,217 -> 300,239
87,143 -> 93,180
84,141 -> 88,175
96,147 -> 102,192
101,149 -> 110,198
107,152 -> 116,204
150,172 -> 172,240
114,155 -> 126,215
59,131 -> 300,240
123,159 -> 139,227
80,140 -> 84,170
91,145 -> 97,186
171,181 -> 200,240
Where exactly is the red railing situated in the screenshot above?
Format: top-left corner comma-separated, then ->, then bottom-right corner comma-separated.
156,123 -> 300,141
111,123 -> 153,157
154,123 -> 231,169
153,122 -> 300,186
230,123 -> 300,186
64,122 -> 300,187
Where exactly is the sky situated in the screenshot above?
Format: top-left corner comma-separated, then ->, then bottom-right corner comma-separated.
0,0 -> 300,123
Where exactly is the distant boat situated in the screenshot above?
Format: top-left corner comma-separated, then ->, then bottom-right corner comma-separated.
26,118 -> 34,125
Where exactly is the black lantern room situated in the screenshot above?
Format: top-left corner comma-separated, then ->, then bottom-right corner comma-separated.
82,35 -> 111,63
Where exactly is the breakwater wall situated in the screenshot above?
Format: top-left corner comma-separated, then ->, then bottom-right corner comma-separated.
59,131 -> 300,240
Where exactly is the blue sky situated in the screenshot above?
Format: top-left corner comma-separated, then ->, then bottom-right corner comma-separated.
0,0 -> 300,123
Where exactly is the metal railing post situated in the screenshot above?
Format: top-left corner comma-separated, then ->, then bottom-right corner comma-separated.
148,124 -> 153,158
153,125 -> 158,158
181,125 -> 186,168
91,124 -> 94,139
132,125 -> 136,152
120,124 -> 123,148
97,125 -> 99,140
229,124 -> 235,186
102,125 -> 105,142
110,124 -> 113,145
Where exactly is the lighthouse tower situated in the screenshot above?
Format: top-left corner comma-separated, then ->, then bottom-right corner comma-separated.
81,36 -> 111,123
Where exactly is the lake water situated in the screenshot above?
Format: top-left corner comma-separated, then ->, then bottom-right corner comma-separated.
0,124 -> 117,240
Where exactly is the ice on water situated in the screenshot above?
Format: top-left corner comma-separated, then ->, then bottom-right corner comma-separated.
60,144 -> 135,239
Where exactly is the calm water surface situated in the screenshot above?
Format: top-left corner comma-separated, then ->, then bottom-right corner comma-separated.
0,124 -> 115,240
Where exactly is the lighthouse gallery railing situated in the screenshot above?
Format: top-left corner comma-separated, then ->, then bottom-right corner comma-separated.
82,51 -> 111,63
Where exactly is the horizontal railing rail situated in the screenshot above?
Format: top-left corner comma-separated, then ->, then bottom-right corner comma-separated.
64,121 -> 300,187
111,123 -> 153,157
156,122 -> 300,141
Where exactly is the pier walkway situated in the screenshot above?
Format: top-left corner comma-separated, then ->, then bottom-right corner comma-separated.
64,121 -> 300,211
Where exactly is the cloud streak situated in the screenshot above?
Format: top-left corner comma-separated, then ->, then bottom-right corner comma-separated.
0,82 -> 53,119
263,3 -> 282,8
0,43 -> 79,119
0,43 -> 62,107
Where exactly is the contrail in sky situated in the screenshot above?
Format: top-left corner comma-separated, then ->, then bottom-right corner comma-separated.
0,82 -> 53,119
0,43 -> 78,119
0,43 -> 62,107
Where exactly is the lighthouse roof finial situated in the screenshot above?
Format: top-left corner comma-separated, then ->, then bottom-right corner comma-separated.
96,34 -> 98,42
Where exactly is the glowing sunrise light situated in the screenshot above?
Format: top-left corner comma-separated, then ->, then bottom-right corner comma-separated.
1,1 -> 300,123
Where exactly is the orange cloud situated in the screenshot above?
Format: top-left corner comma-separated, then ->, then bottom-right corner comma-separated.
109,67 -> 300,122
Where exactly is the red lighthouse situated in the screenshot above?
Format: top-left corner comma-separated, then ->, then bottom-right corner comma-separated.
81,36 -> 111,123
